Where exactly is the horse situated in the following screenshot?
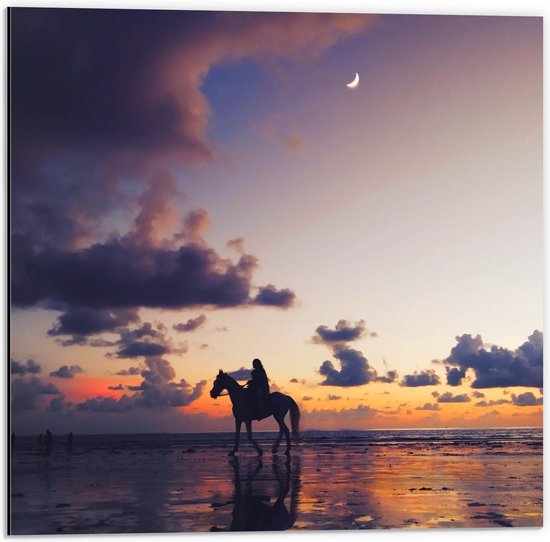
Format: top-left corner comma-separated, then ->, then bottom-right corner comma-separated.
210,370 -> 300,456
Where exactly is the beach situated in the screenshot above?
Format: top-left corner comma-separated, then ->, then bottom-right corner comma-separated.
9,428 -> 543,534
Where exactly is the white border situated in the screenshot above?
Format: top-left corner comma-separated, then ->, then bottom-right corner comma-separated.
1,1 -> 547,541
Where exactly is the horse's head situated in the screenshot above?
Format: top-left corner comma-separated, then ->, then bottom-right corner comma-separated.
210,370 -> 228,398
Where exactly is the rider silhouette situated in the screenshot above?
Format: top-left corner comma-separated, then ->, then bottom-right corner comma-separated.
247,359 -> 270,415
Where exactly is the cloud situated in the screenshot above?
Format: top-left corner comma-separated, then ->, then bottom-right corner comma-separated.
302,404 -> 380,428
11,9 -> 376,281
445,367 -> 467,387
319,346 -> 378,387
76,358 -> 206,412
328,394 -> 341,400
313,319 -> 368,344
49,365 -> 83,378
48,308 -> 139,340
472,391 -> 485,398
108,384 -> 125,391
227,237 -> 245,254
314,319 -> 394,387
14,218 -> 298,320
114,366 -> 141,376
474,399 -> 511,407
11,377 -> 61,411
173,314 -> 207,333
290,378 -> 306,384
253,284 -> 296,308
10,358 -> 41,375
436,392 -> 471,403
415,403 -> 440,411
115,342 -> 170,359
301,396 -> 313,401
375,370 -> 398,384
47,395 -> 72,412
510,392 -> 543,407
400,370 -> 440,387
443,331 -> 543,388
226,367 -> 252,381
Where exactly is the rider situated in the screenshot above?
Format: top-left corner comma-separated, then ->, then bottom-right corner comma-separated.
247,358 -> 270,415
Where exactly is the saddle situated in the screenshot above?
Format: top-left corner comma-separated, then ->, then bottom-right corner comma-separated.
245,388 -> 272,420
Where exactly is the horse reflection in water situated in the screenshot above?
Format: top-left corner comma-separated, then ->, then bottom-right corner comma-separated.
211,455 -> 301,532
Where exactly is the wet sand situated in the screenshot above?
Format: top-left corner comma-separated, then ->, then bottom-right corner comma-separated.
10,433 -> 542,534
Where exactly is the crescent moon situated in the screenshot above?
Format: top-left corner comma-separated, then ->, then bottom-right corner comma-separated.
346,72 -> 360,89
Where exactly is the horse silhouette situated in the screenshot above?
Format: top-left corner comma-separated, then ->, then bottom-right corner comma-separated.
210,370 -> 300,456
211,455 -> 301,531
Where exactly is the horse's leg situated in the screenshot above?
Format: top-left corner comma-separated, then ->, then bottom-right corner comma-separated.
229,419 -> 242,456
272,418 -> 283,454
274,412 -> 291,454
245,420 -> 263,456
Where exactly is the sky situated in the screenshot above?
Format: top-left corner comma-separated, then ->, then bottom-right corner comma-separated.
9,8 -> 543,434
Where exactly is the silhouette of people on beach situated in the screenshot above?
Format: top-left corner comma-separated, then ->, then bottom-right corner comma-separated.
247,359 -> 270,416
211,455 -> 301,531
44,429 -> 53,456
66,432 -> 74,454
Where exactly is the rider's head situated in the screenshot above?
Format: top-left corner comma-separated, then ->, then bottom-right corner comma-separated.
252,358 -> 262,369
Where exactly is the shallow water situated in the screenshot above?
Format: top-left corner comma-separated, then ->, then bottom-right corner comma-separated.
9,428 -> 543,533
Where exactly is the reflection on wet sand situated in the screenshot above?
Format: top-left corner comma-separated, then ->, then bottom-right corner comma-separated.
211,455 -> 301,531
9,429 -> 543,534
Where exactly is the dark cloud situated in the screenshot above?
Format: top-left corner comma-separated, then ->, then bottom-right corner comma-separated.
511,392 -> 543,407
400,370 -> 440,387
472,391 -> 485,398
290,378 -> 306,384
319,346 -> 377,387
474,399 -> 511,407
443,331 -> 543,388
47,395 -> 72,412
226,367 -> 252,381
76,358 -> 205,412
108,384 -> 125,391
115,341 -> 169,359
415,403 -> 440,411
49,365 -> 83,378
446,367 -> 467,386
173,314 -> 207,333
253,285 -> 296,308
436,392 -> 471,403
48,307 -> 139,339
313,319 -> 368,344
11,377 -> 61,411
13,230 -> 298,318
328,394 -> 341,400
10,358 -> 41,375
314,319 -> 394,387
114,366 -> 141,376
11,10 -> 373,317
375,370 -> 398,384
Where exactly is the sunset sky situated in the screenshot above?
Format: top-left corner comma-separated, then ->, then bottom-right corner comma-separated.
10,8 -> 543,434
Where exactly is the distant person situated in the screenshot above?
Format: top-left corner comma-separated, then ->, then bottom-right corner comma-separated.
44,429 -> 53,456
247,359 -> 270,414
66,432 -> 74,454
37,433 -> 43,453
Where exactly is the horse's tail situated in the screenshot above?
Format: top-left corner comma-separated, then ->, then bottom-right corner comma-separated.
289,397 -> 300,442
